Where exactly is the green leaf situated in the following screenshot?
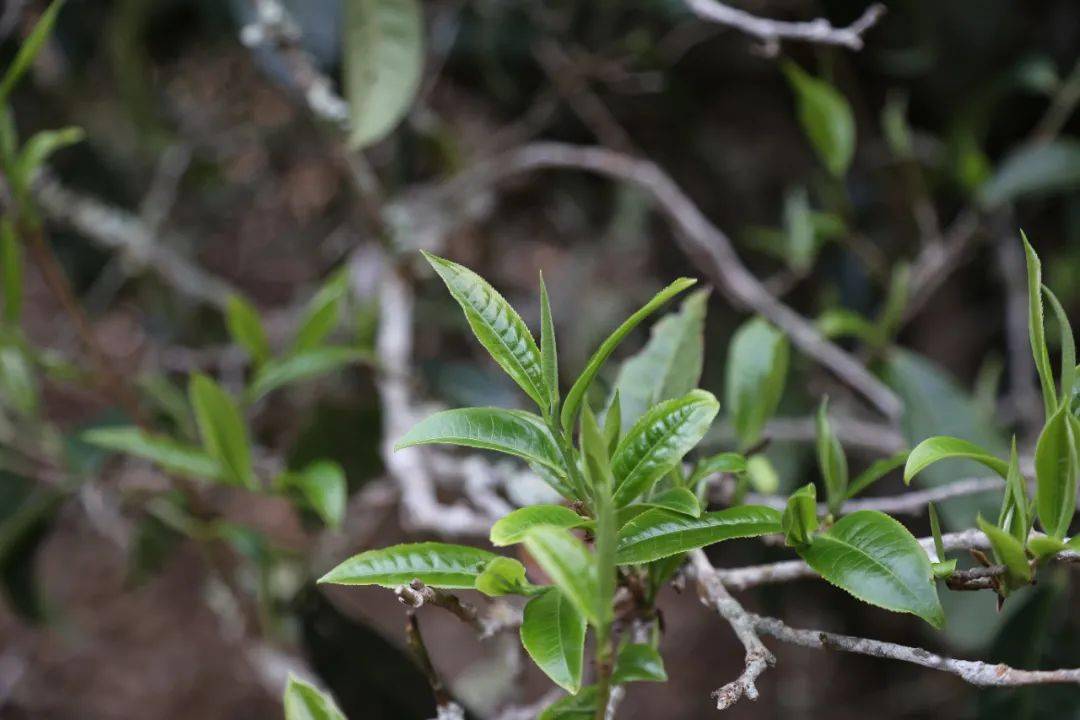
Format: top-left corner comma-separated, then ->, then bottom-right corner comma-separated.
781,60 -> 856,177
283,675 -> 346,720
927,501 -> 951,578
538,686 -> 597,720
781,483 -> 818,547
247,347 -> 366,401
475,556 -> 533,597
293,272 -> 347,353
615,506 -> 781,564
1042,285 -> 1076,408
539,273 -> 559,411
695,452 -> 747,477
1023,234 -> 1057,418
744,454 -> 779,495
188,374 -> 255,489
798,510 -> 944,627
522,526 -> 599,626
396,407 -> 565,476
561,278 -> 697,433
611,643 -> 667,684
1,218 -> 22,324
604,390 -> 622,456
845,451 -> 909,500
1067,535 -> 1080,551
1028,535 -> 1065,560
782,186 -> 817,272
998,438 -> 1030,543
13,127 -> 84,198
423,252 -> 548,411
225,295 -> 270,365
319,541 -> 496,588
520,588 -> 586,693
1034,406 -> 1078,539
611,390 -> 719,506
281,461 -> 347,528
610,288 -> 708,429
641,487 -> 700,517
490,505 -> 587,546
977,515 -> 1032,591
344,0 -> 424,148
979,140 -> 1080,207
817,307 -> 881,346
82,426 -> 222,481
0,345 -> 36,415
816,398 -> 848,513
725,317 -> 789,449
0,0 -> 66,104
903,436 -> 1008,485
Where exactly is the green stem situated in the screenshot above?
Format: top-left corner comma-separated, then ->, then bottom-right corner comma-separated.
593,624 -> 614,720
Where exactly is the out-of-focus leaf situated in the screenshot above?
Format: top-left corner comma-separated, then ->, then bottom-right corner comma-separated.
725,317 -> 789,449
611,643 -> 667,684
344,0 -> 424,148
816,398 -> 848,513
0,345 -> 37,415
615,506 -> 780,564
845,451 -> 909,500
283,675 -> 346,720
817,308 -> 880,346
293,272 -> 348,353
783,186 -> 817,271
490,505 -> 586,546
248,347 -> 366,401
0,0 -> 66,104
281,460 -> 347,528
12,127 -> 83,199
610,289 -> 708,429
881,89 -> 913,159
319,542 -> 496,588
520,587 -> 586,693
980,140 -> 1080,207
225,294 -> 270,365
189,374 -> 255,488
781,61 -> 856,177
744,454 -> 779,495
1,219 -> 22,323
82,426 -> 222,481
904,436 -> 1008,485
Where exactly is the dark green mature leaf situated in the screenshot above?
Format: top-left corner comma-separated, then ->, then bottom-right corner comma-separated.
816,398 -> 848,513
82,426 -> 222,481
522,526 -> 599,626
781,61 -> 856,177
490,505 -> 587,546
845,451 -> 909,500
319,542 -> 496,588
725,317 -> 789,449
520,588 -> 586,693
1,219 -> 21,323
977,516 -> 1032,592
904,436 -> 1009,485
396,407 -> 565,476
612,643 -> 667,684
538,685 -> 597,720
283,675 -> 346,720
248,347 -> 367,401
225,295 -> 270,365
799,510 -> 944,627
611,390 -> 719,506
1023,235 -> 1057,419
189,374 -> 255,489
1034,406 -> 1078,539
615,506 -> 781,564
423,252 -> 549,411
610,288 -> 708,428
475,556 -> 532,597
0,0 -> 65,104
641,487 -> 700,517
979,140 -> 1080,207
344,0 -> 424,148
781,483 -> 818,547
539,273 -> 559,410
561,278 -> 696,433
281,461 -> 347,528
1042,285 -> 1076,408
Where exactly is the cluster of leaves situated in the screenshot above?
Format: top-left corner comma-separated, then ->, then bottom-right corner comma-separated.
316,252 -> 961,717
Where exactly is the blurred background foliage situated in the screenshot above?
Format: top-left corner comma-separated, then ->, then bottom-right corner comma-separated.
0,0 -> 1078,718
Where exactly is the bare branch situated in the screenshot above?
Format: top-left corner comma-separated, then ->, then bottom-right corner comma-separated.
684,0 -> 885,56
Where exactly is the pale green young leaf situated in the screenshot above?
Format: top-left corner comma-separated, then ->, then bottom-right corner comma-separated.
744,454 -> 779,495
423,252 -> 548,412
0,0 -> 66,104
188,374 -> 255,489
844,451 -> 909,500
725,317 -> 789,449
561,277 -> 697,433
13,127 -> 84,197
1022,234 -> 1057,418
640,487 -> 700,517
580,402 -> 613,500
0,346 -> 37,415
293,272 -> 348,353
997,438 -> 1029,543
610,288 -> 708,428
689,452 -> 747,488
538,685 -> 597,720
1067,535 -> 1080,551
344,0 -> 424,148
247,347 -> 367,401
798,510 -> 945,627
396,407 -> 566,476
980,140 -> 1080,207
475,556 -> 533,597
283,675 -> 346,720
878,263 -> 911,344
976,515 -> 1032,591
1042,284 -> 1076,408
781,61 -> 856,177
611,643 -> 667,684
82,426 -> 222,481
490,505 -> 587,546
816,307 -> 881,346
816,398 -> 848,513
319,541 -> 496,588
928,501 -> 946,563
611,390 -> 719,506
581,404 -> 617,627
520,588 -> 586,693
1,219 -> 22,324
225,295 -> 270,365
281,461 -> 347,528
539,272 -> 559,411
615,505 -> 781,564
522,526 -> 600,626
903,436 -> 1008,485
1034,406 -> 1078,539
1028,535 -> 1065,559
604,390 -> 621,457
781,483 -> 818,547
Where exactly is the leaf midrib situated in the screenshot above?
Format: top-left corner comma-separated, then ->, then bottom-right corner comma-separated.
812,532 -> 926,610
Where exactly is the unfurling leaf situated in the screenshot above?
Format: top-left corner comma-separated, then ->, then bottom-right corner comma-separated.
615,506 -> 780,564
611,643 -> 667,684
781,483 -> 818,547
539,273 -> 560,411
490,505 -> 587,546
475,556 -> 532,597
903,436 -> 1008,485
816,398 -> 848,513
520,588 -> 586,693
976,515 -> 1032,593
725,317 -> 788,449
798,510 -> 944,627
1022,234 -> 1057,419
283,675 -> 346,720
319,542 -> 496,588
781,60 -> 856,177
188,374 -> 255,489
